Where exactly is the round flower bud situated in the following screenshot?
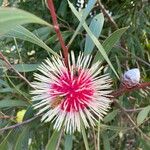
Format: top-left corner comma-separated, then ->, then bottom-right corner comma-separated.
122,68 -> 140,88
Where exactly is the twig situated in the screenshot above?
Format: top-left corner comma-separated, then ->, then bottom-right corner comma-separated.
0,115 -> 40,132
97,0 -> 118,29
111,82 -> 150,98
47,0 -> 69,68
114,100 -> 150,141
122,108 -> 144,112
117,45 -> 150,68
0,52 -> 34,88
97,0 -> 129,68
0,115 -> 16,119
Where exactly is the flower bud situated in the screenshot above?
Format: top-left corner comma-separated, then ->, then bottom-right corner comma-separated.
122,68 -> 140,88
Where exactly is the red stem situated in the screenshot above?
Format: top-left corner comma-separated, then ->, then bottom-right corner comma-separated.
111,82 -> 150,98
47,0 -> 69,68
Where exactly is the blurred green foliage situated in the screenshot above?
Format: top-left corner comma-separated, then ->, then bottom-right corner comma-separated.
0,0 -> 150,149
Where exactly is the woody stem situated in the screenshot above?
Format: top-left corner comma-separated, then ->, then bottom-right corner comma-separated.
47,0 -> 69,68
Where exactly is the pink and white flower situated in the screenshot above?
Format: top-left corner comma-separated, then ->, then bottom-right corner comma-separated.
31,52 -> 112,133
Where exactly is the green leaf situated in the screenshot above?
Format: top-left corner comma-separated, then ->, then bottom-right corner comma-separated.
0,7 -> 52,34
102,132 -> 111,150
46,31 -> 72,45
57,0 -> 68,18
68,0 -> 97,46
46,130 -> 61,150
0,59 -> 6,69
0,139 -> 8,150
80,119 -> 90,150
2,25 -> 59,56
0,87 -> 13,93
0,0 -> 3,5
13,64 -> 39,72
103,110 -> 118,123
0,131 -> 12,150
93,27 -> 128,63
64,134 -> 73,150
84,13 -> 104,55
68,1 -> 119,78
14,126 -> 30,150
0,79 -> 9,87
82,0 -> 97,19
140,138 -> 150,149
137,105 -> 150,125
100,124 -> 126,131
0,99 -> 28,108
33,27 -> 51,41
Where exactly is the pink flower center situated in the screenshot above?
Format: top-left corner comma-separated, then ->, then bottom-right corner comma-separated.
51,68 -> 95,112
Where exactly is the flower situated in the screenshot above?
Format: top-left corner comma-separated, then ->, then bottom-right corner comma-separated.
31,52 -> 112,133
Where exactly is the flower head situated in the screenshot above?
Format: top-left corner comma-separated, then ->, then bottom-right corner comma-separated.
31,52 -> 112,133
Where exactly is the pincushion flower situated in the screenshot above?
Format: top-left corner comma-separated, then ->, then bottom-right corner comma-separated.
31,52 -> 112,133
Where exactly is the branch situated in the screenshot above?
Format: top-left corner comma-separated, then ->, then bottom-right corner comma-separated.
0,115 -> 16,119
114,100 -> 150,141
97,0 -> 118,29
97,0 -> 130,67
117,45 -> 150,68
0,115 -> 40,132
0,52 -> 34,88
122,108 -> 144,112
111,82 -> 150,98
47,0 -> 69,68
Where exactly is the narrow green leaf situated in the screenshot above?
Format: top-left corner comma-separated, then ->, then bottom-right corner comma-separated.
68,1 -> 119,78
64,134 -> 73,150
103,27 -> 128,51
46,31 -> 72,45
82,0 -> 97,18
0,87 -> 13,93
102,132 -> 111,150
137,105 -> 150,125
0,7 -> 52,34
0,131 -> 12,150
23,106 -> 35,120
0,79 -> 9,87
0,59 -> 6,69
81,127 -> 90,150
80,119 -> 90,150
84,13 -> 104,55
33,27 -> 51,41
0,99 -> 28,108
103,110 -> 118,123
68,0 -> 97,46
57,0 -> 68,18
13,64 -> 39,72
93,27 -> 128,62
140,138 -> 150,149
100,124 -> 126,131
0,0 -> 3,5
97,119 -> 101,150
2,25 -> 59,56
115,55 -> 122,75
14,126 -> 30,150
46,130 -> 61,150
0,139 -> 8,150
